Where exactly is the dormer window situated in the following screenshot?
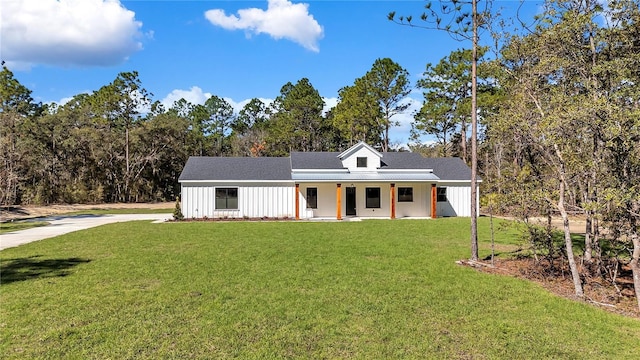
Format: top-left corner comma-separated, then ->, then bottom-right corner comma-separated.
357,157 -> 367,168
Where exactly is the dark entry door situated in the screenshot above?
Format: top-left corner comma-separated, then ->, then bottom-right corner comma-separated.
346,187 -> 356,216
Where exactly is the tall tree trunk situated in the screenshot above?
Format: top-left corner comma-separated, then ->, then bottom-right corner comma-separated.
125,126 -> 130,203
555,151 -> 584,297
584,211 -> 593,261
384,113 -> 390,152
630,226 -> 640,312
469,0 -> 479,261
460,118 -> 467,163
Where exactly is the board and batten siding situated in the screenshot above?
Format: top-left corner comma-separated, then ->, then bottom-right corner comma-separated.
181,182 -> 295,219
436,183 -> 479,217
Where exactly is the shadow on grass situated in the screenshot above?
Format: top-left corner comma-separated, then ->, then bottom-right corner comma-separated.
0,255 -> 91,285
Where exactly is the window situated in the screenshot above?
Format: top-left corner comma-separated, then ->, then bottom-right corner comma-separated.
216,188 -> 238,209
437,187 -> 447,202
366,187 -> 380,208
398,187 -> 413,202
357,157 -> 367,168
306,187 -> 317,209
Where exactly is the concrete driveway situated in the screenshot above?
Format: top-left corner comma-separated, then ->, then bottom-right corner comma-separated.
0,214 -> 171,251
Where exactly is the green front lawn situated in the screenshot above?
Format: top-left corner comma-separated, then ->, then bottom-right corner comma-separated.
1,219 -> 638,358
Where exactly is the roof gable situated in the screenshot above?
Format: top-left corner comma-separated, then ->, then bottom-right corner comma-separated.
337,141 -> 382,160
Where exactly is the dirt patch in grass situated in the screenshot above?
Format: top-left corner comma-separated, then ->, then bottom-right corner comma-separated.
1,203 -> 173,221
464,257 -> 640,319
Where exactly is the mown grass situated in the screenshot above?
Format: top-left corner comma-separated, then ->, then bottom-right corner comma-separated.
1,219 -> 638,359
0,221 -> 49,234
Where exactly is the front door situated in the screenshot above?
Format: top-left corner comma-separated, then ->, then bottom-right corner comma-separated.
346,187 -> 356,216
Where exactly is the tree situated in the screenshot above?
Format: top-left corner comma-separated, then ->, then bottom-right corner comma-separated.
204,95 -> 235,156
331,76 -> 383,147
364,58 -> 411,152
230,98 -> 271,156
268,78 -> 326,154
414,48 -> 489,160
389,0 -> 493,261
0,66 -> 42,204
411,93 -> 457,156
91,71 -> 151,202
486,0 -> 640,303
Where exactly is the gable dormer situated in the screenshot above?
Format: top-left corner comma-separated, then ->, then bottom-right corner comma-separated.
337,141 -> 383,172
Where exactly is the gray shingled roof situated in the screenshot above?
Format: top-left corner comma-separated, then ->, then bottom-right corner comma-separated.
290,152 -> 342,169
423,157 -> 473,181
178,157 -> 292,181
179,153 -> 475,182
378,152 -> 433,169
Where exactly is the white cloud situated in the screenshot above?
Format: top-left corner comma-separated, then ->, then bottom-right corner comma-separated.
161,86 -> 213,110
1,0 -> 144,67
224,97 -> 275,114
161,88 -> 276,116
205,0 -> 324,52
322,97 -> 338,115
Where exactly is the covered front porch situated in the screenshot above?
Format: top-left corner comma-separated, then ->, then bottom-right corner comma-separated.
294,182 -> 439,220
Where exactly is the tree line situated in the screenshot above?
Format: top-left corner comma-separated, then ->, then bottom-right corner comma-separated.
0,58 -> 412,205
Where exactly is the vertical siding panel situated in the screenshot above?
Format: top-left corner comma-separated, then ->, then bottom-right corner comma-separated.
246,186 -> 251,218
275,186 -> 279,217
195,186 -> 201,218
270,187 -> 274,217
290,186 -> 295,217
274,187 -> 279,217
253,187 -> 258,217
271,187 -> 276,217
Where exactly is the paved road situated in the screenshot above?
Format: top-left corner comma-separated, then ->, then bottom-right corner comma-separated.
0,214 -> 171,251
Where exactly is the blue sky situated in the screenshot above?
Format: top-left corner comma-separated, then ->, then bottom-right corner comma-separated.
2,0 -> 541,147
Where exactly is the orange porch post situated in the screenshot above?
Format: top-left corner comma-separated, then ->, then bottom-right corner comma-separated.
336,183 -> 342,220
295,183 -> 300,220
390,183 -> 396,219
431,184 -> 437,219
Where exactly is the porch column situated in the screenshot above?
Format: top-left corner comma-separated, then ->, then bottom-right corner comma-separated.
431,184 -> 437,219
295,183 -> 300,220
390,183 -> 396,219
336,183 -> 342,220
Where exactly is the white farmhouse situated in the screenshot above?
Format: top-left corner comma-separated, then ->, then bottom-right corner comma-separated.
179,142 -> 479,220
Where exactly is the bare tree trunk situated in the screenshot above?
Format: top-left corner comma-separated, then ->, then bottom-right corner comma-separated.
384,114 -> 390,152
460,118 -> 467,163
630,227 -> 640,312
557,167 -> 584,297
125,126 -> 130,202
469,0 -> 479,261
584,208 -> 593,262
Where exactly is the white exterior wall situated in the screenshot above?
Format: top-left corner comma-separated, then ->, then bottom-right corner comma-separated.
341,147 -> 381,171
395,183 -> 430,218
436,183 -> 478,217
181,182 -> 295,219
181,180 -> 475,219
352,182 -> 390,217
300,182 -> 433,218
298,183 -> 336,218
